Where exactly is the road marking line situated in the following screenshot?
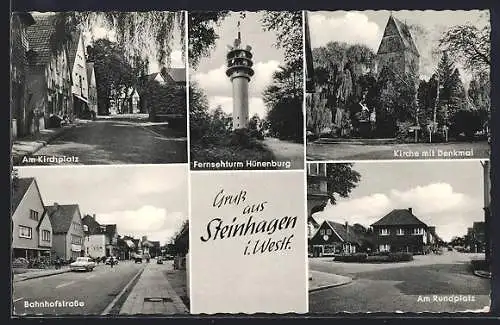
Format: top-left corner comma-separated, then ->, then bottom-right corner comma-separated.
56,281 -> 76,289
101,265 -> 146,315
13,297 -> 24,302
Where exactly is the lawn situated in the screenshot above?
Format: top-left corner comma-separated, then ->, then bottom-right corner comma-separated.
163,268 -> 189,310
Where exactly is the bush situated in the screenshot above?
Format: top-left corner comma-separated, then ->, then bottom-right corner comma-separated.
334,253 -> 368,262
388,252 -> 413,262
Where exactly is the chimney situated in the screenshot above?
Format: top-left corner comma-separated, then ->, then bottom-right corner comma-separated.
345,221 -> 349,234
408,207 -> 413,214
54,202 -> 59,209
93,214 -> 96,219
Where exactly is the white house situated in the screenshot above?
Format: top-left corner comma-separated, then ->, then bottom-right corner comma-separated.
11,177 -> 53,259
68,31 -> 89,117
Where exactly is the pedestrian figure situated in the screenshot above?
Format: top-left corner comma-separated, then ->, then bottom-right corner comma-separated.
110,256 -> 115,268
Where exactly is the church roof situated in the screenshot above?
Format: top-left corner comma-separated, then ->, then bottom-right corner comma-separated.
377,15 -> 420,57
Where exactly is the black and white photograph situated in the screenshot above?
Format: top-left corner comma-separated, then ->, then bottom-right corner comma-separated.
11,11 -> 187,166
307,161 -> 491,313
11,165 -> 189,315
189,11 -> 304,170
305,10 -> 491,161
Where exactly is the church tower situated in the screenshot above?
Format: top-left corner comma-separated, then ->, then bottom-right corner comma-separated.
375,13 -> 420,79
226,21 -> 254,130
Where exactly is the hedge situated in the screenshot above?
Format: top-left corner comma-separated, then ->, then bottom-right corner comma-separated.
333,252 -> 413,263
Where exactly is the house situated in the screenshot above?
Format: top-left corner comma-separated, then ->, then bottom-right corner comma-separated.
375,14 -> 420,79
371,208 -> 438,254
467,221 -> 486,253
86,62 -> 98,115
81,214 -> 118,258
26,14 -> 73,127
11,12 -> 36,139
160,67 -> 186,87
307,163 -> 329,236
109,88 -> 140,114
309,220 -> 364,257
11,177 -> 53,260
68,31 -> 90,118
46,203 -> 85,261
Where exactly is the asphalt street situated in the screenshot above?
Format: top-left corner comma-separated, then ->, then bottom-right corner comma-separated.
13,261 -> 145,315
29,118 -> 187,165
309,253 -> 491,313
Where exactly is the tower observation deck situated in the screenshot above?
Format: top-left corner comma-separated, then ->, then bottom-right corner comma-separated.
226,25 -> 254,130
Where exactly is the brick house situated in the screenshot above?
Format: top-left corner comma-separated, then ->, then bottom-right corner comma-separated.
375,14 -> 420,78
309,220 -> 364,257
10,12 -> 35,139
371,208 -> 438,254
11,177 -> 53,260
26,14 -> 73,127
46,203 -> 85,261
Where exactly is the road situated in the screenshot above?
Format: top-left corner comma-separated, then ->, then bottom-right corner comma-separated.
263,137 -> 304,170
307,141 -> 490,161
309,253 -> 491,313
13,261 -> 144,315
29,117 -> 187,165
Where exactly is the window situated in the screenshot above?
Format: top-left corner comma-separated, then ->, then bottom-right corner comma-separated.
83,225 -> 88,232
379,244 -> 391,252
320,229 -> 325,235
380,228 -> 389,236
19,226 -> 32,239
42,230 -> 50,241
71,235 -> 82,245
326,229 -> 332,235
29,209 -> 39,221
413,228 -> 425,235
397,228 -> 404,236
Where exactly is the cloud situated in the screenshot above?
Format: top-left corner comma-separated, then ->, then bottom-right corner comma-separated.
309,12 -> 382,50
208,96 -> 267,119
98,205 -> 186,244
314,183 -> 482,241
193,60 -> 280,98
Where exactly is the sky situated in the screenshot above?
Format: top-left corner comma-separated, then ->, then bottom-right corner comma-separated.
191,11 -> 285,118
308,10 -> 490,85
17,165 -> 188,245
31,11 -> 185,73
312,160 -> 488,242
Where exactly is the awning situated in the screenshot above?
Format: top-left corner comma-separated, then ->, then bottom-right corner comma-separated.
73,94 -> 89,104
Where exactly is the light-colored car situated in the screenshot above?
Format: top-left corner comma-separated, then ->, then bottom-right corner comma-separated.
70,257 -> 96,272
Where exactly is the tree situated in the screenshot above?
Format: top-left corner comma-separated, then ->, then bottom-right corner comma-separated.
439,23 -> 491,75
52,11 -> 184,69
89,39 -> 139,115
261,11 -> 303,67
188,11 -> 230,69
325,163 -> 361,205
263,64 -> 303,141
189,81 -> 211,142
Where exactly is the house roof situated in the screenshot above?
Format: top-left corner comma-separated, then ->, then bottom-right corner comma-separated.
14,12 -> 36,26
142,72 -> 164,83
105,224 -> 117,237
371,209 -> 428,227
325,221 -> 363,245
163,68 -> 186,83
11,177 -> 35,214
26,14 -> 58,66
67,31 -> 82,70
81,214 -> 104,235
377,15 -> 419,57
46,204 -> 80,233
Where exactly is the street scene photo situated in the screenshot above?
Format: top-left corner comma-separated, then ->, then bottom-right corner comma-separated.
11,11 -> 187,166
307,161 -> 491,313
189,11 -> 304,170
305,10 -> 491,161
11,165 -> 189,315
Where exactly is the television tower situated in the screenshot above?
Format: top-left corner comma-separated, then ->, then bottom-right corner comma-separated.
226,20 -> 254,130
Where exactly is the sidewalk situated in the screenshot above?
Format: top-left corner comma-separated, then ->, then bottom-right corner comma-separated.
309,270 -> 352,292
13,266 -> 71,283
119,262 -> 188,315
12,119 -> 89,163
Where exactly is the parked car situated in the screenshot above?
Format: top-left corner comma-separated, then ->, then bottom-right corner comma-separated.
70,257 -> 96,272
157,256 -> 163,264
105,257 -> 118,265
